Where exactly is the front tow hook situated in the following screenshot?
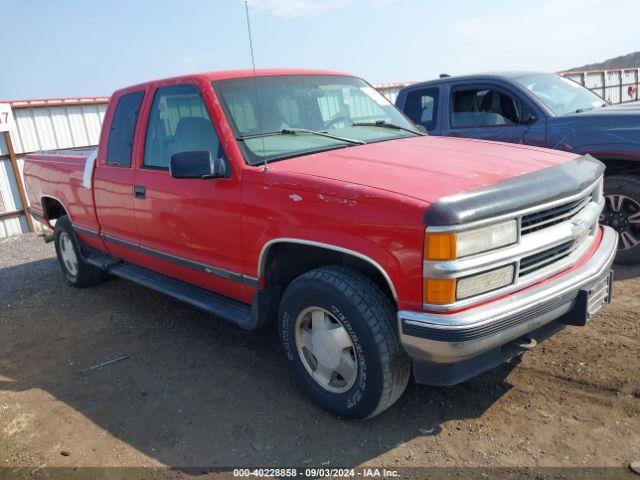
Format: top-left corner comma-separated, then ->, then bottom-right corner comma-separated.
507,335 -> 538,352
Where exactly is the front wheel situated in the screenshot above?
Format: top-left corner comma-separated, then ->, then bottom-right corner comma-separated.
278,266 -> 410,419
601,174 -> 640,265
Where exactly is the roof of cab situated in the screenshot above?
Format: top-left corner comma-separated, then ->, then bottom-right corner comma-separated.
203,68 -> 351,81
117,69 -> 353,94
404,71 -> 546,90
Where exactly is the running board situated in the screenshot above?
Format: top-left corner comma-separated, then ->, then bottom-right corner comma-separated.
106,262 -> 253,330
86,253 -> 122,270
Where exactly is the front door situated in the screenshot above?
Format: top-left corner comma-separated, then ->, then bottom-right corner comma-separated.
442,85 -> 537,144
132,83 -> 247,301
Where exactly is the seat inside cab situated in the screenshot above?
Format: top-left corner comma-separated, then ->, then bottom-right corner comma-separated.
450,88 -> 520,128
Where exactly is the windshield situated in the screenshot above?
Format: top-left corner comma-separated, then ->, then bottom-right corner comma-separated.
214,75 -> 419,165
514,73 -> 608,116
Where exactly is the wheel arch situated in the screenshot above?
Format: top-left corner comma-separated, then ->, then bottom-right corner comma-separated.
587,155 -> 640,176
40,196 -> 71,227
258,238 -> 399,302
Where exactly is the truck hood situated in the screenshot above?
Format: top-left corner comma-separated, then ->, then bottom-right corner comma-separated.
566,100 -> 640,116
268,136 -> 577,203
554,102 -> 640,146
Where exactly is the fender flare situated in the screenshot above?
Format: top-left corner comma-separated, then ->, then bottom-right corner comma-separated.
257,238 -> 399,300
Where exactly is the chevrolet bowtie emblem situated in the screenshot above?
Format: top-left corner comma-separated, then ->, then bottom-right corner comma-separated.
570,219 -> 589,240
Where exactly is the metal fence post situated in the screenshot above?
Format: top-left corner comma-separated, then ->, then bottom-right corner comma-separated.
619,71 -> 623,103
3,131 -> 34,232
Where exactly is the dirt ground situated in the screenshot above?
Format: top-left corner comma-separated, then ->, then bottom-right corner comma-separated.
0,233 -> 638,478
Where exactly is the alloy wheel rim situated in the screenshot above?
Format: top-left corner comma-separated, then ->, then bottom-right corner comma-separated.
59,232 -> 79,276
294,307 -> 358,394
601,194 -> 640,251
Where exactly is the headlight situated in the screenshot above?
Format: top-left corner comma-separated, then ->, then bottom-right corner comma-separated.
424,220 -> 518,260
456,264 -> 515,300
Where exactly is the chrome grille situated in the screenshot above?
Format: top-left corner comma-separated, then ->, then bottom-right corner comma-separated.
519,240 -> 575,277
422,176 -> 603,311
521,194 -> 592,235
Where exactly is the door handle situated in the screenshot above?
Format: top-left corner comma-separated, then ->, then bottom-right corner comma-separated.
134,185 -> 146,199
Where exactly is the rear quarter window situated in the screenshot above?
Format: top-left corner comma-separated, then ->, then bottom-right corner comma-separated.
106,91 -> 144,167
403,87 -> 439,131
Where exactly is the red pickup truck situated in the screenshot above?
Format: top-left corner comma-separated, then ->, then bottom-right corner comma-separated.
24,69 -> 617,419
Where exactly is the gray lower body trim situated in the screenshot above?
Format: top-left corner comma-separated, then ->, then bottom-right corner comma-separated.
84,229 -> 256,287
73,225 -> 99,238
242,276 -> 260,287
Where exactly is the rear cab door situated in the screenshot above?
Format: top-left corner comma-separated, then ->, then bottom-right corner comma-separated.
398,85 -> 443,135
93,87 -> 147,264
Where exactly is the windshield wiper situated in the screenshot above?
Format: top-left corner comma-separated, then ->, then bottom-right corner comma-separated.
352,120 -> 425,135
570,102 -> 608,114
571,107 -> 595,114
281,128 -> 365,145
238,128 -> 365,145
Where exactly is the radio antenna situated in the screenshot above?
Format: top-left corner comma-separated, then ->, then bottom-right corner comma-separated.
244,0 -> 268,171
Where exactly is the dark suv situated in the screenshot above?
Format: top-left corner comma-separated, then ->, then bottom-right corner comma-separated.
396,72 -> 640,264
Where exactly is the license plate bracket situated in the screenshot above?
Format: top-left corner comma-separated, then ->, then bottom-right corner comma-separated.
561,270 -> 613,327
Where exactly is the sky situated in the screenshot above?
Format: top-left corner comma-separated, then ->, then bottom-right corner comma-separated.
1,0 -> 638,100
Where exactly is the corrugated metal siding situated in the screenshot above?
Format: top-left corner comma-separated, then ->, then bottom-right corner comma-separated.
9,104 -> 106,155
604,71 -> 621,104
563,73 -> 584,85
560,69 -> 640,104
0,157 -> 29,238
376,83 -> 412,104
0,120 -> 15,157
0,100 -> 108,239
622,69 -> 639,102
584,72 -> 605,99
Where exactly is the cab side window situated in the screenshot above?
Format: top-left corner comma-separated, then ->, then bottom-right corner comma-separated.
143,84 -> 222,170
106,91 -> 144,167
450,88 -> 520,128
403,87 -> 439,131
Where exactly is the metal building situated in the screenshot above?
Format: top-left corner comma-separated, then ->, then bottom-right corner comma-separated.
0,97 -> 108,238
375,82 -> 413,103
559,68 -> 640,104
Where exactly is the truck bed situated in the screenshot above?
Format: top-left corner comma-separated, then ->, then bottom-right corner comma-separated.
24,148 -> 99,231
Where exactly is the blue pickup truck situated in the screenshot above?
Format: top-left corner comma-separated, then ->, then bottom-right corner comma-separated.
396,72 -> 640,264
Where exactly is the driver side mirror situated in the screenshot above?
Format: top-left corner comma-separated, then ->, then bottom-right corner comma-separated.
169,151 -> 227,179
522,112 -> 538,125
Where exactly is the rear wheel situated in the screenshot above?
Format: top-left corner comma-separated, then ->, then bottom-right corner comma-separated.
278,266 -> 410,419
54,215 -> 105,287
602,174 -> 640,265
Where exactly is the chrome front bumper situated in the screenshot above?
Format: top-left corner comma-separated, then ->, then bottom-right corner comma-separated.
398,226 -> 618,367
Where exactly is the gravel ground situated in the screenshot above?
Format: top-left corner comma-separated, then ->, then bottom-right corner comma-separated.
0,233 -> 638,478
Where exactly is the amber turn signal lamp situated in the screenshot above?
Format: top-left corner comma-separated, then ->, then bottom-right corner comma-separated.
424,231 -> 457,260
423,278 -> 456,305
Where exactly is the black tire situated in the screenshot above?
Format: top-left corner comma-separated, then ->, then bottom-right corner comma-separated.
603,174 -> 640,265
278,266 -> 410,419
53,215 -> 105,287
